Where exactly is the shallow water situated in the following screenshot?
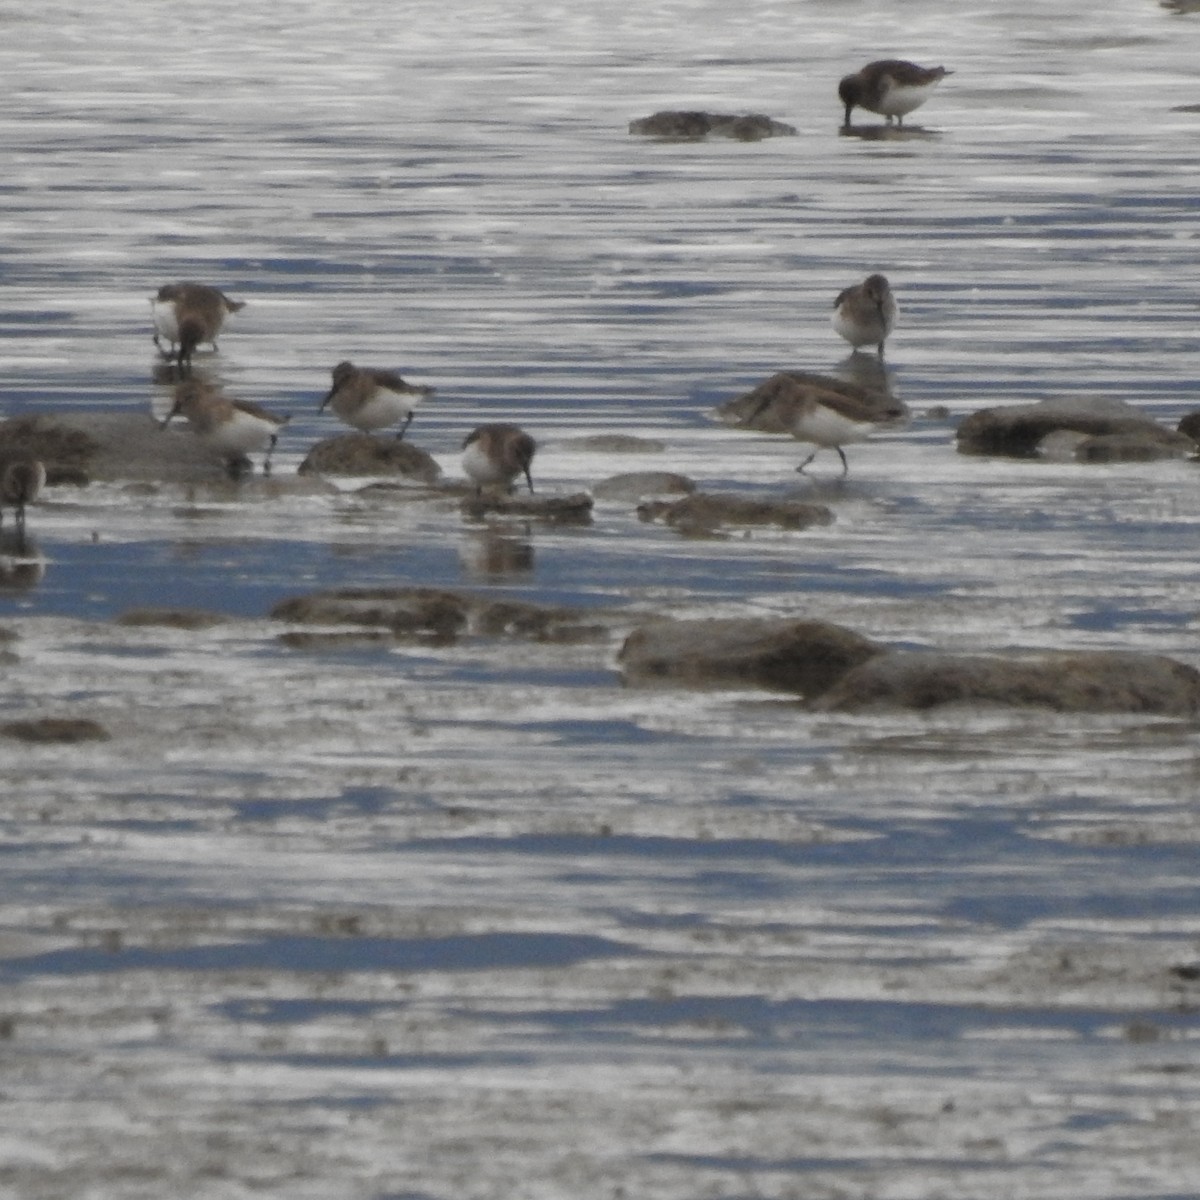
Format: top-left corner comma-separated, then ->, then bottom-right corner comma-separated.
2,1 -> 1200,1197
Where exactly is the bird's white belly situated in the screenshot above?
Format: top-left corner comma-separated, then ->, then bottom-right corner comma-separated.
878,82 -> 932,118
151,300 -> 180,343
462,440 -> 506,485
793,404 -> 874,448
832,307 -> 884,347
205,410 -> 278,454
345,391 -> 415,431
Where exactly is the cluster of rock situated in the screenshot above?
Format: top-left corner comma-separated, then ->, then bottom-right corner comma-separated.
956,397 -> 1196,462
257,587 -> 1200,718
618,615 -> 1200,717
628,111 -> 796,141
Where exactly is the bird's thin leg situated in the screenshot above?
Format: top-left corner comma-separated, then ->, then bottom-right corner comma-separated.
395,412 -> 414,440
836,448 -> 850,476
796,450 -> 818,474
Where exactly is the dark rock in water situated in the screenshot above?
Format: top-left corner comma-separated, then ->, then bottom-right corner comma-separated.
471,598 -> 611,644
638,492 -> 834,536
713,371 -> 902,433
558,434 -> 666,454
1176,410 -> 1200,442
461,492 -> 594,523
592,472 -> 695,501
271,587 -> 470,642
1,716 -> 111,743
1075,432 -> 1194,463
629,111 -> 797,141
0,411 -> 234,484
818,650 -> 1200,716
115,607 -> 228,630
299,433 -> 442,481
271,586 -> 614,645
957,397 -> 1191,459
276,629 -> 398,651
619,617 -> 882,696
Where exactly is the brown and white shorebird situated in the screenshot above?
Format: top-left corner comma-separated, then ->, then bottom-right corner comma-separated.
161,380 -> 289,475
838,60 -> 952,128
832,273 -> 899,356
734,372 -> 906,477
318,360 -> 435,440
461,424 -> 537,495
0,456 -> 47,544
151,282 -> 246,373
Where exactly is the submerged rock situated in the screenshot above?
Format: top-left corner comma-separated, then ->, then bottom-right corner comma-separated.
638,492 -> 834,536
629,111 -> 796,141
298,433 -> 442,481
957,397 -> 1192,459
1,716 -> 111,743
271,587 -> 470,642
817,650 -> 1200,716
592,472 -> 696,501
271,586 -> 614,645
619,617 -> 882,696
461,492 -> 594,523
114,607 -> 229,630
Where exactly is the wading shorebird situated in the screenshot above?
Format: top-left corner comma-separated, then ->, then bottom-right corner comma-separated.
838,59 -> 952,128
832,273 -> 899,356
0,456 -> 47,546
735,374 -> 906,478
151,282 -> 246,374
161,380 -> 289,476
461,424 -> 537,495
318,361 -> 435,440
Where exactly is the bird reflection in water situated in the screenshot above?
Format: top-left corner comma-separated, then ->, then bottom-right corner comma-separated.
458,527 -> 535,578
0,531 -> 46,593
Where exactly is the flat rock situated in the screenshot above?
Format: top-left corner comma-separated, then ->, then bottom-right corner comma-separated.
619,617 -> 882,696
592,472 -> 695,501
271,586 -> 614,645
817,650 -> 1200,716
1075,432 -> 1194,463
0,411 -> 239,484
461,492 -> 594,523
957,397 -> 1192,458
638,492 -> 834,536
271,587 -> 470,642
713,371 -> 902,433
1176,410 -> 1200,442
1,716 -> 111,743
114,608 -> 229,630
298,433 -> 443,481
628,111 -> 796,141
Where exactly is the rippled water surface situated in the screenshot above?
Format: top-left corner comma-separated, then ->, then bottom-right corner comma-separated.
2,1 -> 1200,1197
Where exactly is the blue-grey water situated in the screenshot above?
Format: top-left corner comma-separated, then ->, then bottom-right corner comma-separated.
2,1 -> 1200,1197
